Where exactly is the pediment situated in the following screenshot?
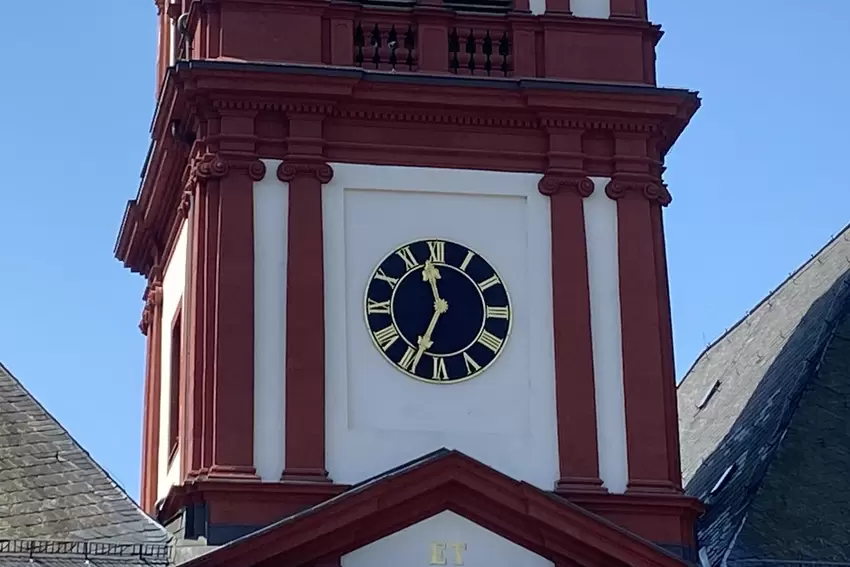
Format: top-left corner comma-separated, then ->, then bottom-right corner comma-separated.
183,450 -> 685,567
342,511 -> 553,567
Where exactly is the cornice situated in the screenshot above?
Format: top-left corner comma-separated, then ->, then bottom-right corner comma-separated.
116,64 -> 697,274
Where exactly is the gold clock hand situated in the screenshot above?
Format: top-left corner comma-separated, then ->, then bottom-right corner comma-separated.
413,296 -> 448,371
422,260 -> 444,305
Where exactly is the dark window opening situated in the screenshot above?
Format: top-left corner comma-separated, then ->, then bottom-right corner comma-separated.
168,307 -> 182,464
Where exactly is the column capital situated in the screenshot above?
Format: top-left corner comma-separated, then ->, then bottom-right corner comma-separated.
605,178 -> 671,206
190,152 -> 229,183
538,173 -> 594,197
277,161 -> 334,184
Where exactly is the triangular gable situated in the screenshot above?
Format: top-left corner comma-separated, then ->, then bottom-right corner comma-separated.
182,449 -> 685,567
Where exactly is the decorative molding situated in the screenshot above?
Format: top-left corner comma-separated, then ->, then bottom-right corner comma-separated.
277,161 -> 334,184
182,451 -> 690,567
604,179 -> 671,206
139,281 -> 164,335
541,118 -> 660,133
248,160 -> 267,181
538,174 -> 594,197
178,190 -> 192,218
334,108 -> 539,128
191,152 -> 229,182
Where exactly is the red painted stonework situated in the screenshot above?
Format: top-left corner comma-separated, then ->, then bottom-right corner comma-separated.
117,61 -> 700,552
544,175 -> 604,494
139,273 -> 163,514
171,0 -> 661,84
278,156 -> 333,482
605,132 -> 681,494
538,127 -> 604,496
178,451 -> 689,567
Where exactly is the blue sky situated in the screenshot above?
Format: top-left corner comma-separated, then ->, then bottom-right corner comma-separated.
0,1 -> 847,500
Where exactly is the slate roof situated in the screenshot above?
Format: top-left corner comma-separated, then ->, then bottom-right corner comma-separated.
677,225 -> 850,566
0,361 -> 169,565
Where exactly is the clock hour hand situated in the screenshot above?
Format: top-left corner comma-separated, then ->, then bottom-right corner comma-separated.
422,260 -> 445,306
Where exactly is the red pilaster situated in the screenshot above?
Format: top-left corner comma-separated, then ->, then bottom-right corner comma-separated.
280,112 -> 332,482
186,151 -> 259,481
606,133 -> 679,494
539,126 -> 604,494
139,273 -> 163,514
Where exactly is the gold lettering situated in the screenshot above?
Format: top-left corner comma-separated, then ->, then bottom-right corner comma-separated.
459,250 -> 475,272
430,542 -> 447,565
462,352 -> 481,375
478,330 -> 503,353
367,298 -> 391,315
477,274 -> 500,291
430,542 -> 466,565
396,246 -> 419,271
374,325 -> 399,351
450,543 -> 467,566
427,240 -> 446,264
374,268 -> 399,288
486,305 -> 509,319
399,346 -> 417,371
432,357 -> 449,381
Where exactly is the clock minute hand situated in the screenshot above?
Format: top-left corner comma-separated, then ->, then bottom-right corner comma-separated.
413,295 -> 448,371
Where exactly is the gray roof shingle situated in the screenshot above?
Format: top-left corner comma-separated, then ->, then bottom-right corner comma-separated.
677,225 -> 850,565
0,362 -> 168,544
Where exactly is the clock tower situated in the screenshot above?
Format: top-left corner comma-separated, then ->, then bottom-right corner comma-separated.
118,0 -> 701,564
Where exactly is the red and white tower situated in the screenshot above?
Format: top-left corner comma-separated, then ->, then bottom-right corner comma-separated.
119,0 -> 701,563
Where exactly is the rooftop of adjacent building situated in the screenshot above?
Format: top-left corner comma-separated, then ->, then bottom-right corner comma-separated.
678,224 -> 850,566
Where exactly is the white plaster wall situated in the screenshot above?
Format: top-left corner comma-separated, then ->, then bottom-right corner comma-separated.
582,177 -> 628,493
252,159 -> 288,481
569,0 -> 610,18
342,511 -> 553,567
157,219 -> 188,501
323,163 -> 558,490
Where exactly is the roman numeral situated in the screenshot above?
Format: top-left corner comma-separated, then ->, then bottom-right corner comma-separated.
427,240 -> 446,264
477,330 -> 503,353
367,298 -> 391,315
396,246 -> 419,271
463,352 -> 481,374
477,274 -> 500,291
374,325 -> 399,351
486,305 -> 509,319
460,250 -> 475,272
432,357 -> 449,381
398,346 -> 417,371
374,268 -> 399,288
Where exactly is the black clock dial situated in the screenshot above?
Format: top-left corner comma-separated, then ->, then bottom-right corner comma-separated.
364,239 -> 512,384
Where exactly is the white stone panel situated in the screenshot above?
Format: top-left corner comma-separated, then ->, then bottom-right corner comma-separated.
342,511 -> 553,567
253,159 -> 288,481
157,219 -> 188,500
323,163 -> 558,490
569,0 -> 610,18
583,177 -> 627,493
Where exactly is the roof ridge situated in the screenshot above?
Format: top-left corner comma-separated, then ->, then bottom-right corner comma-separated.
678,222 -> 850,388
0,360 -> 170,541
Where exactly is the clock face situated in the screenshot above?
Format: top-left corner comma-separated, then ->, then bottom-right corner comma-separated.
364,239 -> 512,384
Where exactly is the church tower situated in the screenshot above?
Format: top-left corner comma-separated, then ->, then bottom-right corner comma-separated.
117,0 -> 701,562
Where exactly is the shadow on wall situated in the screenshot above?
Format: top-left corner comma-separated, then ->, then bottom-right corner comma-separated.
684,268 -> 850,565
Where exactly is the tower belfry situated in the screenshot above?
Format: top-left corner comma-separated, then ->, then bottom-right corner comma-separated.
118,0 -> 701,563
